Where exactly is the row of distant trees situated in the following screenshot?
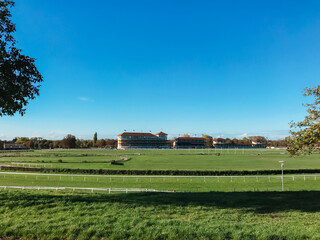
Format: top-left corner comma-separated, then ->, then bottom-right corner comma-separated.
5,133 -> 289,149
9,134 -> 117,149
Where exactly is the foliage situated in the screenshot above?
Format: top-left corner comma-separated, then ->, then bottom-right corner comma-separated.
59,134 -> 77,149
202,134 -> 213,148
15,137 -> 29,144
288,86 -> 320,156
76,139 -> 92,148
9,136 -> 118,149
93,132 -> 97,147
266,138 -> 288,148
24,137 -> 56,149
97,139 -> 106,147
4,165 -> 320,176
105,139 -> 117,148
0,0 -> 43,116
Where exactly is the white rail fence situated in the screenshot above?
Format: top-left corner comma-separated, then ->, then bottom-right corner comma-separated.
10,162 -> 53,168
0,186 -> 175,193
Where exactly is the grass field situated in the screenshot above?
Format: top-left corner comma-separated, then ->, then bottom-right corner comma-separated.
0,148 -> 319,171
1,172 -> 320,192
0,190 -> 320,239
1,149 -> 320,239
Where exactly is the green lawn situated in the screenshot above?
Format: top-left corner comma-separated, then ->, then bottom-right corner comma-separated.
1,172 -> 320,192
0,190 -> 320,239
0,148 -> 319,171
1,149 -> 320,239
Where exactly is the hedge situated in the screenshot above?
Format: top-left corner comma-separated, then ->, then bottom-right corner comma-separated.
2,166 -> 320,176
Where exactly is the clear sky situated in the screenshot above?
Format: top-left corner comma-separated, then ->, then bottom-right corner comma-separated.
1,0 -> 320,140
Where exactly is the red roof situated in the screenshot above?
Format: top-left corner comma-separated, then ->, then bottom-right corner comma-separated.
155,132 -> 168,135
118,132 -> 156,137
175,137 -> 205,140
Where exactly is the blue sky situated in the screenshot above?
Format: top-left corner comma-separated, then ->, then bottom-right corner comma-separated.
1,0 -> 320,140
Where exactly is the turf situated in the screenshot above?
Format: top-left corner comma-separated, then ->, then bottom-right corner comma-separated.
1,149 -> 320,239
0,148 -> 319,171
0,190 -> 320,240
1,172 -> 320,192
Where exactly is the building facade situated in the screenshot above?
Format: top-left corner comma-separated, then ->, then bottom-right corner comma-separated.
251,141 -> 266,148
212,138 -> 266,148
0,141 -> 28,150
117,132 -> 168,149
212,138 -> 227,148
173,137 -> 206,149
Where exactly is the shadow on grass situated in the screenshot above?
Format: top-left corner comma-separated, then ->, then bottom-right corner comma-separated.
1,190 -> 320,214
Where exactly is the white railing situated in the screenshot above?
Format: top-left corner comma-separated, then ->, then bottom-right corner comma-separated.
10,163 -> 53,168
0,185 -> 175,193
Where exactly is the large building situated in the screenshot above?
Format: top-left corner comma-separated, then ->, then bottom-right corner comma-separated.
212,138 -> 227,148
117,132 -> 168,149
0,141 -> 28,150
173,137 -> 206,149
212,138 -> 266,148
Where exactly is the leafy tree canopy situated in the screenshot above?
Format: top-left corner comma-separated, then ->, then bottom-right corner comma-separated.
0,0 -> 43,116
288,86 -> 320,156
60,134 -> 77,149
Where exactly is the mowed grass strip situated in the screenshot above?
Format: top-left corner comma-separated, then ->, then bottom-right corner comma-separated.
1,173 -> 320,192
0,190 -> 320,239
0,149 -> 319,171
